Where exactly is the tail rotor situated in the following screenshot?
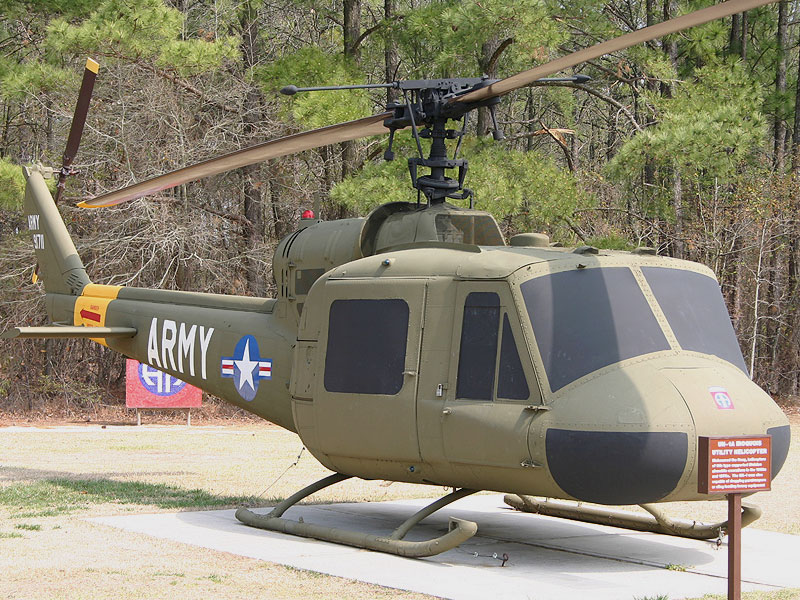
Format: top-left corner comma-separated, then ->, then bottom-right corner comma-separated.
54,57 -> 99,204
32,58 -> 98,284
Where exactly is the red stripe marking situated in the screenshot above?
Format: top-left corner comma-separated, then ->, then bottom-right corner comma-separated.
80,309 -> 101,323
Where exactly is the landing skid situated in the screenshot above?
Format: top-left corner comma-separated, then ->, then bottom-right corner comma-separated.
236,473 -> 478,557
504,494 -> 761,540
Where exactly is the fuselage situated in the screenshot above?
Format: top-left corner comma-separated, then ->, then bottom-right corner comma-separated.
28,169 -> 788,506
60,238 -> 789,505
287,243 -> 790,504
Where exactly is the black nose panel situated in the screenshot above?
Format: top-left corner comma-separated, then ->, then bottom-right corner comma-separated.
546,429 -> 688,504
767,425 -> 791,478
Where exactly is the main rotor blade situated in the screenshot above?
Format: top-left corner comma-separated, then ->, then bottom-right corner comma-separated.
56,57 -> 99,203
79,112 -> 393,208
455,0 -> 778,104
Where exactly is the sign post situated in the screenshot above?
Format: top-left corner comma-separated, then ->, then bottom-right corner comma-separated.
698,436 -> 772,600
727,492 -> 741,600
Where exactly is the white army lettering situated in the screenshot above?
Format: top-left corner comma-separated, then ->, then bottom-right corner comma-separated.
147,317 -> 214,379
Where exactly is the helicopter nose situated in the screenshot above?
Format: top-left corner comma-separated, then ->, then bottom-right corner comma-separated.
540,358 -> 790,505
542,362 -> 695,505
660,364 -> 791,486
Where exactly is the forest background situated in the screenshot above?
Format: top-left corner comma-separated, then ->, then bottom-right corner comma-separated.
1,0 -> 799,413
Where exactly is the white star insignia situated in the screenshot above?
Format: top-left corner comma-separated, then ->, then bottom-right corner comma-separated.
234,339 -> 258,391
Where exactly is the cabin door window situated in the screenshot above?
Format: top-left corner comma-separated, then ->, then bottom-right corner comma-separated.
313,279 -> 427,463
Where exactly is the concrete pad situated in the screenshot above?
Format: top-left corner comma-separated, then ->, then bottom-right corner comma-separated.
91,495 -> 799,600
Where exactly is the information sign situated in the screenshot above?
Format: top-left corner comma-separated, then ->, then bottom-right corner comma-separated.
698,436 -> 771,495
125,359 -> 202,408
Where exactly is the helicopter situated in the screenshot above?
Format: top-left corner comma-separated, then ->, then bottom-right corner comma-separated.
5,0 -> 791,558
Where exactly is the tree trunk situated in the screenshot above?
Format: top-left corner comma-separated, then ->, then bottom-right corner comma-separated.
792,38 -> 800,176
476,37 -> 512,137
343,0 -> 361,63
239,0 -> 266,297
339,0 -> 361,181
646,0 -> 657,27
384,0 -> 399,104
740,11 -> 748,61
773,1 -> 788,171
729,13 -> 742,57
477,39 -> 498,137
268,160 -> 291,241
672,168 -> 684,259
664,0 -> 684,258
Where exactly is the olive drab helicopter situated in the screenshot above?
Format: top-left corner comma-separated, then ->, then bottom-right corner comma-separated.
6,0 -> 791,558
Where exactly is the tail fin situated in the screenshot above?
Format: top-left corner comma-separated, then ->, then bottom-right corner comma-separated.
23,165 -> 90,296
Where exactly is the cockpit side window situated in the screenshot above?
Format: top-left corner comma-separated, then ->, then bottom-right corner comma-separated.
456,292 -> 500,400
521,267 -> 670,392
498,314 -> 530,400
642,267 -> 748,373
455,291 -> 531,401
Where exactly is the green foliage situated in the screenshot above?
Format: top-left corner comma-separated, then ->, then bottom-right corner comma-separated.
0,59 -> 70,100
0,158 -> 25,210
257,47 -> 372,129
1,0 -> 95,19
332,136 -> 588,231
678,19 -> 729,74
607,62 -> 765,187
587,233 -> 635,250
46,0 -> 239,75
398,0 -> 566,76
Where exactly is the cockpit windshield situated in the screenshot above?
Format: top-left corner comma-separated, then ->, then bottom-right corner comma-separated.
520,265 -> 748,393
520,267 -> 670,392
641,267 -> 748,373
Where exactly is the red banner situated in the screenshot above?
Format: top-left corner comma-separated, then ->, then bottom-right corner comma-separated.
125,359 -> 202,408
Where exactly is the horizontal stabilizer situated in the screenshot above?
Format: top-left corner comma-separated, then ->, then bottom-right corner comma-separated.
2,326 -> 137,339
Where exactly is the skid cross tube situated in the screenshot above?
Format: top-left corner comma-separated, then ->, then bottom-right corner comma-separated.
504,495 -> 761,540
235,474 -> 479,557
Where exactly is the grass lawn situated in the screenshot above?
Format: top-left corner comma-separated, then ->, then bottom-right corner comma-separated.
0,423 -> 435,599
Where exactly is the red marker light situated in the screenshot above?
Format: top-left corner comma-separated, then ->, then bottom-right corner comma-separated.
301,209 -> 315,219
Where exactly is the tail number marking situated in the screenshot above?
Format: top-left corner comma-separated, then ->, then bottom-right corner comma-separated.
28,215 -> 40,230
32,234 -> 45,249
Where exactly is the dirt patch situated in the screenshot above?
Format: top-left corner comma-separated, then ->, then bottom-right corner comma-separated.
0,424 -> 438,599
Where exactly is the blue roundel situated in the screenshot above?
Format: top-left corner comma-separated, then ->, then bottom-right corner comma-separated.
138,363 -> 187,396
220,335 -> 273,402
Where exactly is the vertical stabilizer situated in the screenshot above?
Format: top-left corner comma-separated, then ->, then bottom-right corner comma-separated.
23,165 -> 90,295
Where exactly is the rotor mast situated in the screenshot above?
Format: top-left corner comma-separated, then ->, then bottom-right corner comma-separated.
284,75 -> 590,206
